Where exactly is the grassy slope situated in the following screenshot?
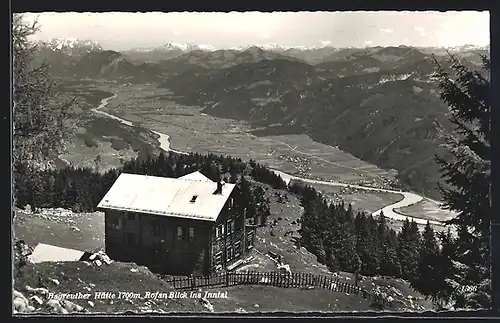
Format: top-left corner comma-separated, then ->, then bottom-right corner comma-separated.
13,208 -> 105,251
15,262 -> 204,313
207,285 -> 373,312
233,181 -> 433,311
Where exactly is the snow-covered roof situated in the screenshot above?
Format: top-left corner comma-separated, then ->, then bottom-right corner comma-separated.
28,243 -> 87,264
178,171 -> 213,182
97,172 -> 235,222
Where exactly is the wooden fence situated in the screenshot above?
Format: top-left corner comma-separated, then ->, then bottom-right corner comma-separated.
161,271 -> 389,307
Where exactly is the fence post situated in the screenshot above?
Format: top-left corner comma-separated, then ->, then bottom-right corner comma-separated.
191,275 -> 196,290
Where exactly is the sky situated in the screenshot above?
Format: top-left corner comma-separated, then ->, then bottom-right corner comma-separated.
21,11 -> 490,51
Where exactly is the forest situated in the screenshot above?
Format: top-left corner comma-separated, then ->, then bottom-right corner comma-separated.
14,151 -> 286,225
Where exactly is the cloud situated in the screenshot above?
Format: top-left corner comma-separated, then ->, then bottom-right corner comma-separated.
364,40 -> 373,45
380,28 -> 394,33
172,30 -> 182,36
320,40 -> 332,46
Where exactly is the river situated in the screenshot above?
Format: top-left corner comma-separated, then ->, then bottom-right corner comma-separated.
93,93 -> 449,226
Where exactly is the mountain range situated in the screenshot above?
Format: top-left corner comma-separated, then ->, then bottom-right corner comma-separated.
155,45 -> 488,199
34,38 -> 489,198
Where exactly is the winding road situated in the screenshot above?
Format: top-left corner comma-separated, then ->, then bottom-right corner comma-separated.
92,93 -> 448,226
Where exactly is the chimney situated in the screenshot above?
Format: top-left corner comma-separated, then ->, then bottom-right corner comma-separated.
214,181 -> 223,195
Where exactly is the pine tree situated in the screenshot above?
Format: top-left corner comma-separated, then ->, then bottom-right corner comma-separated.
367,214 -> 382,273
413,221 -> 441,299
326,204 -> 359,272
434,228 -> 458,309
355,214 -> 381,276
380,229 -> 402,277
397,218 -> 421,281
433,54 -> 491,308
298,198 -> 326,263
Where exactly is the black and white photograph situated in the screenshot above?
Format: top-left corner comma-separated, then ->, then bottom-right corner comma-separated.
12,10 -> 491,314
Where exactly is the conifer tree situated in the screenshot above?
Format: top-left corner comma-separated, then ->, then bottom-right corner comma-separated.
433,54 -> 491,308
434,228 -> 458,309
380,229 -> 402,277
397,218 -> 421,280
413,221 -> 441,299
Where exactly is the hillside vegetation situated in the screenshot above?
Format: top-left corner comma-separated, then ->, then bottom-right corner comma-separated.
157,47 -> 487,199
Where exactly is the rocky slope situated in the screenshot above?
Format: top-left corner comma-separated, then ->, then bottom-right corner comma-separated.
68,51 -> 163,83
158,46 -> 304,74
33,38 -> 103,76
122,42 -> 217,63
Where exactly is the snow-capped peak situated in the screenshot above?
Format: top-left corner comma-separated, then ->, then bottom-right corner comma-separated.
444,44 -> 490,52
39,37 -> 102,52
162,42 -> 216,52
228,43 -> 335,52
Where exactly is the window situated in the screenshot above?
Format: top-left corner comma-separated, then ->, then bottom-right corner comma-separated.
234,240 -> 241,258
215,252 -> 222,267
107,217 -> 121,230
229,197 -> 234,208
226,246 -> 233,262
152,222 -> 161,236
127,213 -> 135,221
126,233 -> 136,246
177,226 -> 192,241
189,228 -> 195,242
247,232 -> 254,249
190,195 -> 198,203
215,225 -> 224,240
226,220 -> 234,235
